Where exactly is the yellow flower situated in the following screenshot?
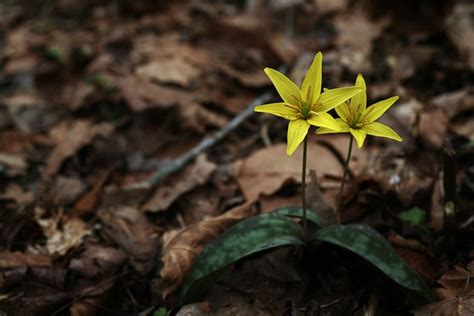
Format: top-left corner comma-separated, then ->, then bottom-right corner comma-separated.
316,74 -> 403,148
254,52 -> 362,156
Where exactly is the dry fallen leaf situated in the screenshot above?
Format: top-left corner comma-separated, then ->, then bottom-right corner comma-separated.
217,63 -> 269,88
69,244 -> 127,279
0,153 -> 28,174
136,56 -> 200,87
74,167 -> 114,215
159,201 -> 257,298
233,142 -> 343,203
45,120 -> 114,176
35,214 -> 90,256
437,266 -> 474,300
430,89 -> 474,119
388,234 -> 438,283
335,9 -> 389,72
445,3 -> 474,70
313,0 -> 347,14
418,108 -> 449,150
98,206 -> 160,275
143,154 -> 216,212
412,291 -> 474,316
50,176 -> 86,205
429,174 -> 445,231
118,75 -> 227,132
0,183 -> 33,204
0,251 -> 52,269
118,75 -> 187,111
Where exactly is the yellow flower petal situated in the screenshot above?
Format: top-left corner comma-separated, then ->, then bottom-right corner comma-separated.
349,74 -> 367,115
264,68 -> 301,105
315,118 -> 350,134
307,112 -> 341,131
254,103 -> 300,120
335,103 -> 351,123
362,122 -> 403,142
316,86 -> 363,113
350,128 -> 367,148
287,119 -> 310,156
301,52 -> 322,105
363,96 -> 399,123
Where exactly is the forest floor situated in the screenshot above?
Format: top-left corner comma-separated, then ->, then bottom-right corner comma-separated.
0,0 -> 473,315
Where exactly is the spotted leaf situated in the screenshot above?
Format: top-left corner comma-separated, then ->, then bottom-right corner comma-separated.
180,213 -> 304,303
312,224 -> 433,302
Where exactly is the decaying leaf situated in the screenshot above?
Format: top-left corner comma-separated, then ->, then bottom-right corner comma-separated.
98,206 -> 160,275
34,212 -> 90,256
388,234 -> 438,283
118,75 -> 228,132
233,142 -> 343,203
0,153 -> 28,174
335,9 -> 389,72
118,75 -> 187,111
413,291 -> 474,316
437,266 -> 474,300
0,251 -> 52,269
136,56 -> 200,87
313,0 -> 348,14
45,120 -> 114,176
143,154 -> 216,212
0,183 -> 33,204
445,3 -> 474,70
69,244 -> 127,279
50,176 -> 86,205
418,108 -> 449,150
159,201 -> 257,298
74,167 -> 114,215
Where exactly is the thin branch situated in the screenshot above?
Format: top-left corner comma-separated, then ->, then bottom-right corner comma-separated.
126,91 -> 273,192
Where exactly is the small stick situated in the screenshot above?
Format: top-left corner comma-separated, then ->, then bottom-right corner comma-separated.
126,91 -> 273,193
336,135 -> 354,223
302,136 -> 308,240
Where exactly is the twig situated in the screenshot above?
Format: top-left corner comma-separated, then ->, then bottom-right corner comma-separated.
336,135 -> 353,223
126,91 -> 273,192
52,271 -> 130,316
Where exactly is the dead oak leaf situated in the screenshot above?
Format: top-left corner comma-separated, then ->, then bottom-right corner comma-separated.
0,183 -> 33,204
35,215 -> 89,256
98,206 -> 159,275
233,142 -> 343,203
335,9 -> 389,72
45,120 -> 114,176
117,75 -> 227,132
159,201 -> 257,298
437,266 -> 474,300
136,56 -> 200,87
217,63 -> 269,88
413,291 -> 474,316
0,251 -> 52,269
418,108 -> 449,150
388,234 -> 438,283
142,154 -> 216,212
445,3 -> 474,70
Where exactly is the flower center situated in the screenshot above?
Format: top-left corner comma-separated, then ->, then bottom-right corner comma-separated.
300,101 -> 311,119
350,111 -> 364,128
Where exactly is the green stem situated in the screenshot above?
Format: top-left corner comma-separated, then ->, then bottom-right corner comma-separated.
337,135 -> 353,223
302,136 -> 308,240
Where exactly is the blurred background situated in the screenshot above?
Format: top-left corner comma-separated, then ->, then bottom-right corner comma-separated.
0,0 -> 473,315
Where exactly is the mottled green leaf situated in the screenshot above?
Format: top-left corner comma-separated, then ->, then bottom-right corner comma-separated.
153,307 -> 167,316
180,214 -> 304,303
271,205 -> 326,227
398,207 -> 426,226
312,224 -> 433,301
